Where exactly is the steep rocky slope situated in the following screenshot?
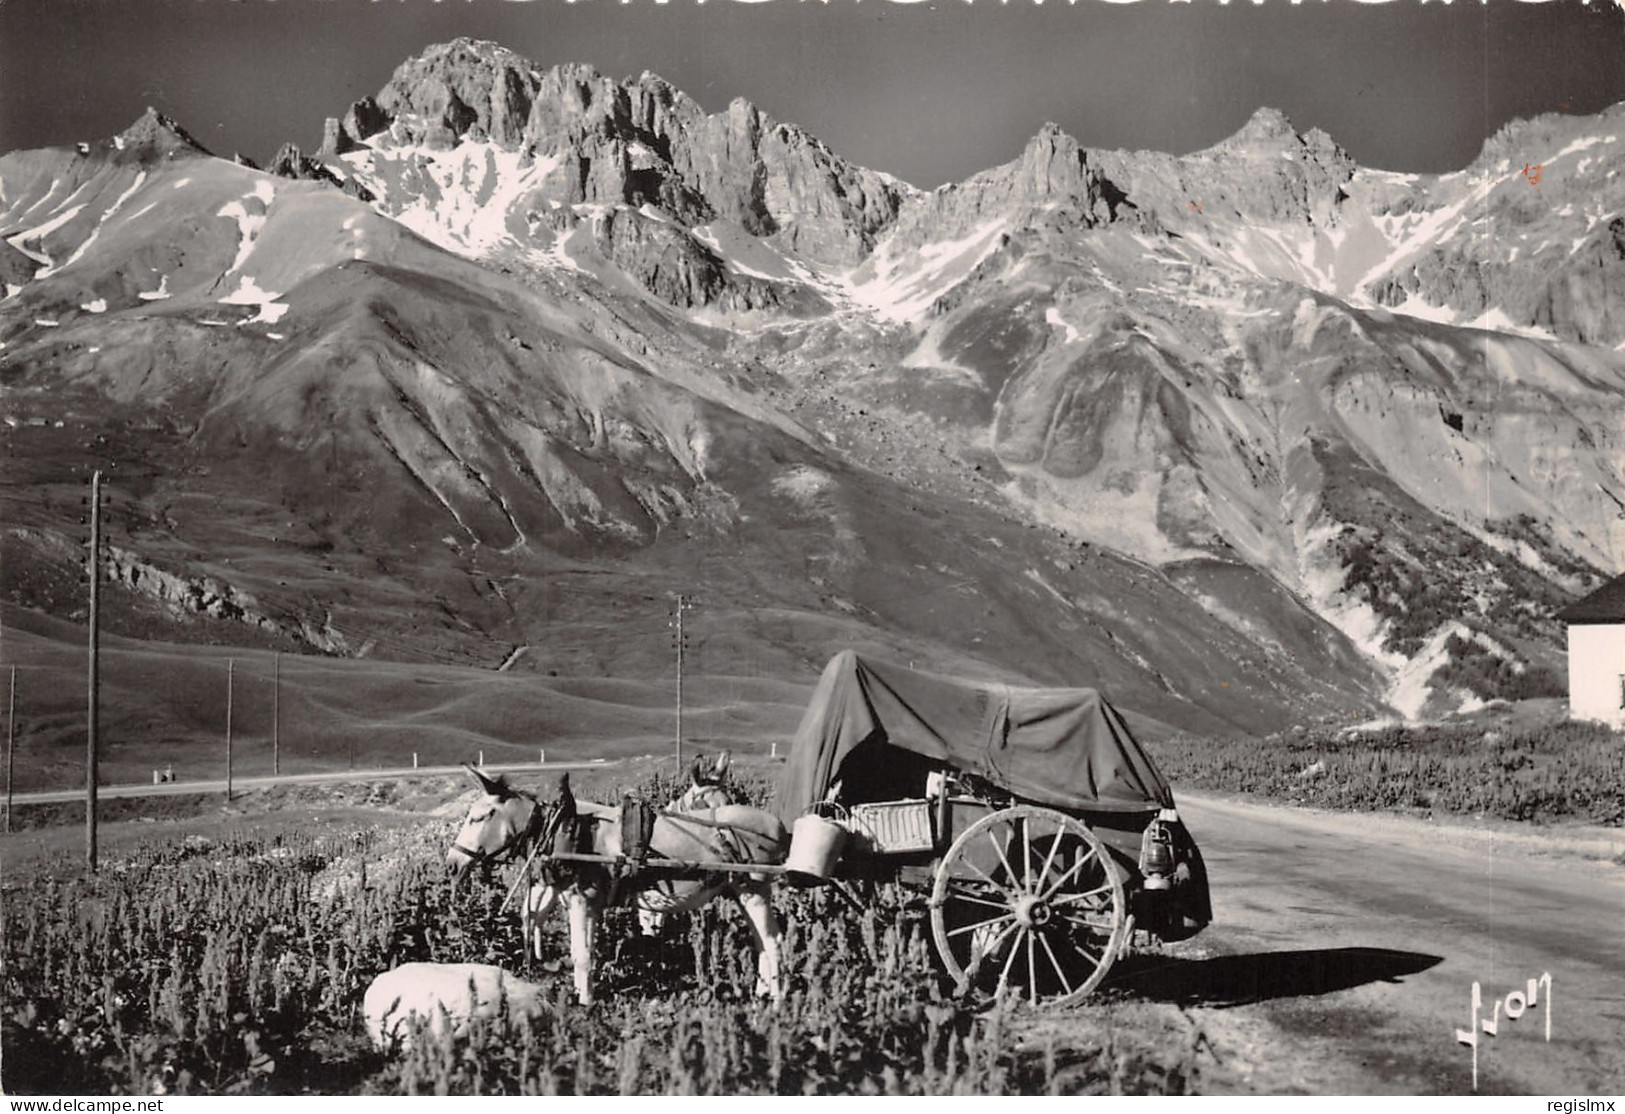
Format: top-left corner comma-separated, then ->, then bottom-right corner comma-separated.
3,39 -> 1621,729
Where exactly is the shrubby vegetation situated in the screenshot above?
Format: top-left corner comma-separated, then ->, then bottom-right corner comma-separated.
1151,718 -> 1624,826
1431,635 -> 1565,704
1316,438 -> 1582,682
1,769 -> 1202,1096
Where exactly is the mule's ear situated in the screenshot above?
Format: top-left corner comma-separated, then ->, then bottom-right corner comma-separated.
552,772 -> 575,811
464,764 -> 506,797
713,750 -> 731,777
690,756 -> 708,784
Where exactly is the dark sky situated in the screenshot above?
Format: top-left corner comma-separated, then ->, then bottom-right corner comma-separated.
2,0 -> 1622,188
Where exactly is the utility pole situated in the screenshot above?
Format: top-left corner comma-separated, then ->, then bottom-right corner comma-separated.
670,595 -> 693,769
225,659 -> 234,801
272,651 -> 280,778
86,470 -> 102,872
5,665 -> 15,834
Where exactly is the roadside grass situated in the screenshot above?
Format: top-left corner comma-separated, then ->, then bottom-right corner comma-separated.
0,766 -> 1208,1096
1149,717 -> 1625,827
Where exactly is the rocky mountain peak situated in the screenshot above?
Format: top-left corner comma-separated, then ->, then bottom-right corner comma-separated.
358,37 -> 542,149
326,42 -> 908,266
1110,104 -> 1354,228
1019,123 -> 1084,178
116,106 -> 210,157
1198,105 -> 1352,172
1234,106 -> 1298,142
1005,122 -> 1121,220
1188,106 -> 1308,158
443,37 -> 525,64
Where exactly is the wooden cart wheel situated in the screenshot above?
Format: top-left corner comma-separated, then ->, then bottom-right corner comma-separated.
929,805 -> 1126,1008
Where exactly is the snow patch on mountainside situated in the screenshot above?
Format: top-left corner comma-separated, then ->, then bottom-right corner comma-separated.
1549,133 -> 1611,163
1465,307 -> 1559,341
690,222 -> 819,285
217,182 -> 274,273
1183,223 -> 1343,292
35,170 -> 155,279
843,218 -> 1008,323
219,275 -> 280,305
340,142 -> 561,258
219,275 -> 289,324
1350,170 -> 1506,299
8,203 -> 86,269
106,171 -> 148,221
1045,306 -> 1082,344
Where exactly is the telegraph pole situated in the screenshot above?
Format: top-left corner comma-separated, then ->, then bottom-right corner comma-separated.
86,470 -> 102,872
670,596 -> 693,769
5,665 -> 15,834
225,659 -> 234,800
272,651 -> 280,778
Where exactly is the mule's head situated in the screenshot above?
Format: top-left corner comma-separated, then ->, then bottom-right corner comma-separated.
674,751 -> 732,811
447,765 -> 537,883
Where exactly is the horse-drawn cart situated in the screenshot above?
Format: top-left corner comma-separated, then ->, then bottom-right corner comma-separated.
450,650 -> 1209,1007
773,651 -> 1211,1006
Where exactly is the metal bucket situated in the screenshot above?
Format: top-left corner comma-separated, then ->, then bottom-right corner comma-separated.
786,812 -> 848,881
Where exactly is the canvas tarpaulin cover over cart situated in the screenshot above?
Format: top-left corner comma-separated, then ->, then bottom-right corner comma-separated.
776,651 -> 1178,822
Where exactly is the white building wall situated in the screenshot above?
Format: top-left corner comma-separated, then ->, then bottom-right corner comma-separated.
1567,622 -> 1625,727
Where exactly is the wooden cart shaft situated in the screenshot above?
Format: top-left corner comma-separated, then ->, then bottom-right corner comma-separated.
533,850 -> 792,876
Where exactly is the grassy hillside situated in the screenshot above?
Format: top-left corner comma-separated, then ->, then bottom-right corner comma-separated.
0,604 -> 810,793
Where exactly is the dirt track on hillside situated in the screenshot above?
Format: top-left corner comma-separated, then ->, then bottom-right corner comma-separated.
1121,793 -> 1625,1095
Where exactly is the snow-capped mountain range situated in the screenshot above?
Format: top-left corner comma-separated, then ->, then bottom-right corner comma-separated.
2,38 -> 1621,730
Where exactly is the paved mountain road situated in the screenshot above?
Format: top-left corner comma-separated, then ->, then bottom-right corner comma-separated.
1151,793 -> 1625,1095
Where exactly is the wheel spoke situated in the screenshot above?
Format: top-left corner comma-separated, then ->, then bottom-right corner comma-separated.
958,855 -> 1021,901
1054,910 -> 1117,934
1035,853 -> 1091,901
1022,821 -> 1033,893
1027,926 -> 1039,1006
966,917 -> 1021,983
1035,828 -> 1065,891
946,911 -> 1016,939
1050,879 -> 1115,907
996,925 -> 1026,997
1040,850 -> 1110,903
1068,943 -> 1105,973
1037,929 -> 1076,998
987,829 -> 1022,890
942,883 -> 1016,912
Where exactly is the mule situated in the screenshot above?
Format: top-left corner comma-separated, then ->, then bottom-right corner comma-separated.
447,767 -> 787,1005
639,751 -> 735,936
671,750 -> 734,811
471,756 -> 739,941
